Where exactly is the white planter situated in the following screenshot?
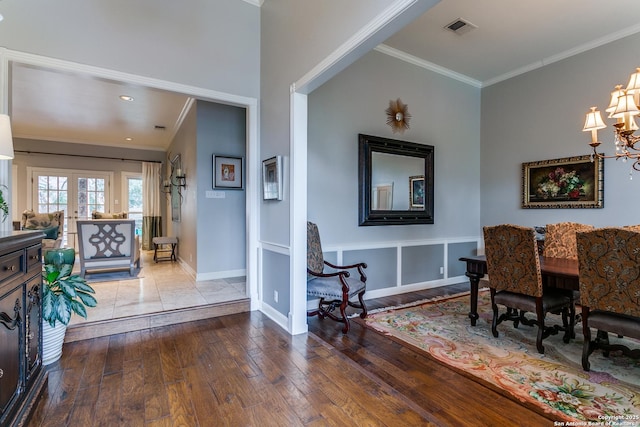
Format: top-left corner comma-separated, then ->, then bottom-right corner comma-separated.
42,321 -> 67,366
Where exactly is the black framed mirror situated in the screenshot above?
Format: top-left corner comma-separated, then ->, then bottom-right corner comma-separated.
358,134 -> 434,226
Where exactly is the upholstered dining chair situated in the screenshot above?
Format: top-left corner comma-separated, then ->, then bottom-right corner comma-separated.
483,224 -> 574,354
543,222 -> 595,260
307,221 -> 367,333
576,227 -> 640,371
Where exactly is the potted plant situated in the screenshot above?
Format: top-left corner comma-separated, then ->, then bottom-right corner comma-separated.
0,185 -> 9,223
42,262 -> 97,365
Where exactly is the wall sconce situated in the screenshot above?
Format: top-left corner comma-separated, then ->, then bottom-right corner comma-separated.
161,155 -> 186,200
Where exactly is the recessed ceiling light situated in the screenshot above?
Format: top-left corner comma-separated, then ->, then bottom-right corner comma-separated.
125,137 -> 133,141
119,95 -> 134,101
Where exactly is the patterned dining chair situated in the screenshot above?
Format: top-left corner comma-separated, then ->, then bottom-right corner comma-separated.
576,227 -> 640,371
307,221 -> 367,333
543,222 -> 595,259
484,224 -> 574,354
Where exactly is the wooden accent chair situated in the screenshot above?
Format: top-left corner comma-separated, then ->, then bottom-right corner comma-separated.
306,222 -> 367,333
483,224 -> 574,354
543,222 -> 595,259
576,227 -> 640,371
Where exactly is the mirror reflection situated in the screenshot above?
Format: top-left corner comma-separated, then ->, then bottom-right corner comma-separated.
372,152 -> 424,211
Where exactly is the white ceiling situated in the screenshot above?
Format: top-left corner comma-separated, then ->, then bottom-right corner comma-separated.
9,0 -> 640,151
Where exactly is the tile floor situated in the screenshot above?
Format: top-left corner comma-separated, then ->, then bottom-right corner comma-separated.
69,250 -> 247,326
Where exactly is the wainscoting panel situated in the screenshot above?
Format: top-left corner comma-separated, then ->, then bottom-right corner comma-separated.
344,247 -> 397,291
448,241 -> 479,277
401,244 -> 444,285
321,236 -> 480,299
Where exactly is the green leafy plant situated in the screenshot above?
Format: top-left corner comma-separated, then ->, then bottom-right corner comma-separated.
42,263 -> 97,327
0,185 -> 8,223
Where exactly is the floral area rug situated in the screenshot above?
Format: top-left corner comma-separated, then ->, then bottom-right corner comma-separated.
359,291 -> 640,423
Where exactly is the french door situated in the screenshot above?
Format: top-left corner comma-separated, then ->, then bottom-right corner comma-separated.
29,168 -> 112,247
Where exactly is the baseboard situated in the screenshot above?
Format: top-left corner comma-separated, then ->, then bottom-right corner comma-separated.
65,298 -> 251,342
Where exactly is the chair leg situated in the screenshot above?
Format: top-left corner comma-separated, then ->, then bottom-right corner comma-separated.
535,304 -> 545,354
491,301 -> 499,338
582,321 -> 592,371
358,290 -> 367,319
339,299 -> 349,334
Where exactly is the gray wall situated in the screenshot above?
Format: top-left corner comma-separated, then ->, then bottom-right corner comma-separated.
481,32 -> 640,232
166,100 -> 246,278
196,101 -> 246,276
308,50 -> 481,244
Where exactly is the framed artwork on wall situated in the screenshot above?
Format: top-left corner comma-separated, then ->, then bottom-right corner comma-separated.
409,175 -> 424,210
522,154 -> 604,209
262,156 -> 283,200
213,155 -> 243,189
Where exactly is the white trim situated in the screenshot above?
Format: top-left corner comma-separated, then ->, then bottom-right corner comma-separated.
295,0 -> 430,94
196,269 -> 247,281
260,302 -> 289,332
374,44 -> 482,88
241,0 -> 263,6
289,91 -> 308,335
120,171 -> 142,216
322,235 -> 482,253
484,23 -> 640,87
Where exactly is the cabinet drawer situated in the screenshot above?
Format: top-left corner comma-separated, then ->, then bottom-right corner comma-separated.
0,251 -> 23,286
26,245 -> 42,274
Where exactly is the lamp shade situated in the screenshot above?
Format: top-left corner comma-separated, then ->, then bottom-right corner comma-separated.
612,92 -> 640,118
606,85 -> 625,114
0,114 -> 14,160
626,68 -> 640,94
583,107 -> 606,131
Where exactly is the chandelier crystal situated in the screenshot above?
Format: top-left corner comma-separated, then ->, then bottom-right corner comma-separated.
583,67 -> 640,172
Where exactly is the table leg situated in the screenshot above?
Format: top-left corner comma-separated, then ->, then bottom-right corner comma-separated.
466,272 -> 482,326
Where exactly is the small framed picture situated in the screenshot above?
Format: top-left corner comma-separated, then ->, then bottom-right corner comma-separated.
262,156 -> 283,200
409,175 -> 425,210
213,155 -> 243,189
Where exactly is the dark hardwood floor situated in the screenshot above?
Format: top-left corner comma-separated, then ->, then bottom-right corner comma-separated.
27,284 -> 552,426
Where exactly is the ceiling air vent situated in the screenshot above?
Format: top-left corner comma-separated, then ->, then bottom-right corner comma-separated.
154,125 -> 166,130
444,18 -> 477,35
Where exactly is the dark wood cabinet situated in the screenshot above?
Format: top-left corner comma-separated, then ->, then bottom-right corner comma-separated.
0,231 -> 47,427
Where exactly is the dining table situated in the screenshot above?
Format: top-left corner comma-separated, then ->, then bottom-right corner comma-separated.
459,255 -> 579,326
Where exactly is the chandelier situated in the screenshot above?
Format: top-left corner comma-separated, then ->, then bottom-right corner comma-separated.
582,67 -> 640,172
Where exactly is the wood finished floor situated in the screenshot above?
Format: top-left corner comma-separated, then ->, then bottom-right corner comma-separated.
27,284 -> 552,427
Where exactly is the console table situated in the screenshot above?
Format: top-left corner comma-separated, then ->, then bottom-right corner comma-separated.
0,231 -> 47,427
459,255 -> 579,326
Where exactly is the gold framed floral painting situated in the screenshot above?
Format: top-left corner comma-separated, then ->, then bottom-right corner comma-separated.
522,154 -> 604,209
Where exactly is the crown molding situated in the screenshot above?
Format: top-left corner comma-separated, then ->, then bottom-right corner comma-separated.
484,23 -> 640,87
374,44 -> 481,88
241,0 -> 263,6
